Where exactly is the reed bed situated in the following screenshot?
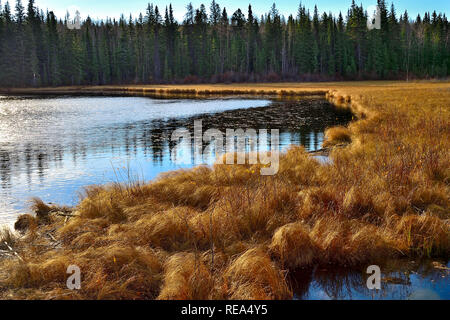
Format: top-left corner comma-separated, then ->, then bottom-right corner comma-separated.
0,81 -> 449,300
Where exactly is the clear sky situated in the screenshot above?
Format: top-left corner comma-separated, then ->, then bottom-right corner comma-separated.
4,0 -> 450,22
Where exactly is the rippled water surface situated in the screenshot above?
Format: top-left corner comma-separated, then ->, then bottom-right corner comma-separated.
0,95 -> 351,226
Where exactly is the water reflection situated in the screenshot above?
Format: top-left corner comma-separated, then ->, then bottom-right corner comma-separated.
0,96 -> 351,225
290,260 -> 449,300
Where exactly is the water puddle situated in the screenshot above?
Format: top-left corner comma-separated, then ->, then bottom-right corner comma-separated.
290,259 -> 449,300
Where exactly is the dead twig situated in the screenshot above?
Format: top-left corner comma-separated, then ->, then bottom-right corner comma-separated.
54,212 -> 79,218
2,241 -> 24,261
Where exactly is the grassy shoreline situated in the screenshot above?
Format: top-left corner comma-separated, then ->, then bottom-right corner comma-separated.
0,81 -> 433,98
0,81 -> 449,300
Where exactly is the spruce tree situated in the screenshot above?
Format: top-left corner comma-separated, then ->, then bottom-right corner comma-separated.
0,1 -> 447,87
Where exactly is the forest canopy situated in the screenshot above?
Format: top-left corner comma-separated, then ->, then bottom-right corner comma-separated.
0,0 -> 448,87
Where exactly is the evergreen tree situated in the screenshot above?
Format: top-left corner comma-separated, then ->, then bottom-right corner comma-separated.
0,1 -> 447,87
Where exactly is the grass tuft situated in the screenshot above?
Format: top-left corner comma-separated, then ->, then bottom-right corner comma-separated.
269,222 -> 316,268
158,252 -> 216,300
224,247 -> 292,300
323,126 -> 352,147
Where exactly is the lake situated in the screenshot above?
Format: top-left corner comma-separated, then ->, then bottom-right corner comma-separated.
0,95 -> 351,226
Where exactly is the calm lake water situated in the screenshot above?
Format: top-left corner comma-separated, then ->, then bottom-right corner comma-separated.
0,95 -> 448,300
0,95 -> 351,226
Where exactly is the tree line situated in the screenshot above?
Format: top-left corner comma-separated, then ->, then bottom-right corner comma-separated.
0,0 -> 448,87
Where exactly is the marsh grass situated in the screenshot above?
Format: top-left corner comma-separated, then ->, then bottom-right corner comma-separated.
0,228 -> 16,251
0,81 -> 449,300
323,126 -> 352,147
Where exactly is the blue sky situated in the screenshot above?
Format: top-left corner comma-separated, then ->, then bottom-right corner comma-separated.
4,0 -> 450,22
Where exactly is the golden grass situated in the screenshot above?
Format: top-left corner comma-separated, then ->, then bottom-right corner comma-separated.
224,247 -> 292,300
323,126 -> 352,147
0,228 -> 16,251
14,214 -> 38,232
157,252 -> 216,300
0,81 -> 449,300
269,222 -> 316,268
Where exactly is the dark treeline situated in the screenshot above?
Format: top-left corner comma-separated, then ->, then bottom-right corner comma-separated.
0,0 -> 448,87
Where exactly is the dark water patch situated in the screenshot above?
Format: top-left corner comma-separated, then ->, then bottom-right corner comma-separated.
290,259 -> 449,300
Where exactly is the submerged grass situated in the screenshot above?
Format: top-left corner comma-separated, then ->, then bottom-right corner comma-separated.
0,81 -> 449,300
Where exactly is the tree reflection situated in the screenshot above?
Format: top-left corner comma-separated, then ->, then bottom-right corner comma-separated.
290,259 -> 449,300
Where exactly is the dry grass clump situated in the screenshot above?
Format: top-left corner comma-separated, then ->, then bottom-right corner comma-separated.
195,179 -> 299,248
269,222 -> 316,268
29,197 -> 59,225
148,167 -> 218,210
425,204 -> 449,219
78,186 -> 128,223
310,217 -> 399,265
14,214 -> 38,233
1,81 -> 449,300
278,147 -> 321,186
158,252 -> 217,300
0,228 -> 17,252
224,247 -> 292,300
323,126 -> 352,147
30,198 -> 53,217
9,255 -> 72,288
298,186 -> 340,220
81,245 -> 163,299
2,245 -> 163,300
57,217 -> 110,245
394,215 -> 449,256
132,208 -> 198,251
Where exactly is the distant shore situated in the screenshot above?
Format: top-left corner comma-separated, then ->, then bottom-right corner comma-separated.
0,81 -> 417,98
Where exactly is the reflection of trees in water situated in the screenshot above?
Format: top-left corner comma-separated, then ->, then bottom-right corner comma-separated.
311,267 -> 364,300
290,259 -> 450,300
0,99 -> 351,189
0,150 -> 11,188
312,268 -> 410,300
289,267 -> 315,299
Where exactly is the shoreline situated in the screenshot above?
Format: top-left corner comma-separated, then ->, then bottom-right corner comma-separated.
0,81 -> 449,300
0,80 -> 425,99
0,83 -> 330,98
